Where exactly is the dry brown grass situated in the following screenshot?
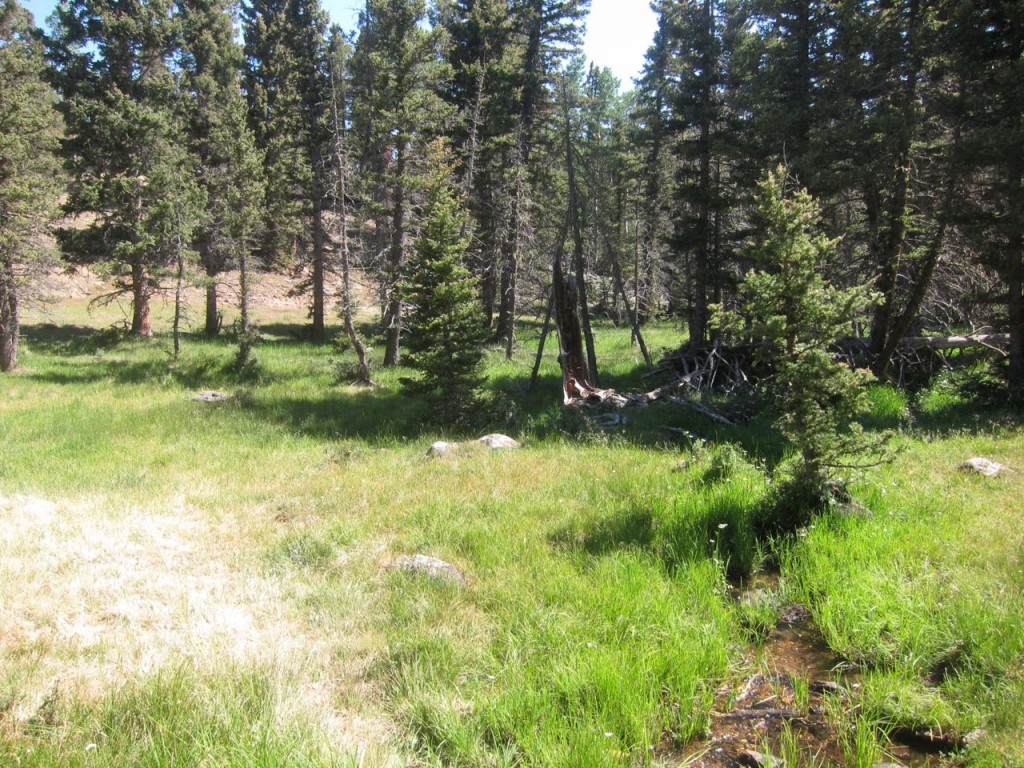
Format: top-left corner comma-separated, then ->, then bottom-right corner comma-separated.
0,491 -> 400,765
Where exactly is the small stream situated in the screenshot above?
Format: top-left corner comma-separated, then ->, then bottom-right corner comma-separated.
659,573 -> 952,768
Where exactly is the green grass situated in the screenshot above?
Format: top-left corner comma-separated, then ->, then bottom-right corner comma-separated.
2,298 -> 1022,766
0,666 -> 347,768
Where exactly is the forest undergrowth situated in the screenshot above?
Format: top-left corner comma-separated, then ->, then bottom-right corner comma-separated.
1,293 -> 1021,767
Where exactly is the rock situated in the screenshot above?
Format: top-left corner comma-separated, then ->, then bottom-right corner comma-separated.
873,763 -> 904,768
776,603 -> 813,627
836,500 -> 874,518
427,441 -> 458,457
962,728 -> 986,747
390,555 -> 467,587
810,680 -> 843,696
736,749 -> 783,767
960,457 -> 1005,477
477,434 -> 520,449
192,390 -> 230,403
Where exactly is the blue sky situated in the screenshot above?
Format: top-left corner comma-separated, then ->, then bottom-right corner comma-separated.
22,0 -> 656,87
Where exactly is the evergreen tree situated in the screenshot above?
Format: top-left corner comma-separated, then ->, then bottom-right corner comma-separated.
243,0 -> 331,340
403,141 -> 487,425
350,0 -> 449,365
490,0 -> 589,353
715,168 -> 885,511
0,0 -> 63,372
942,1 -> 1024,396
48,0 -> 202,337
177,0 -> 265,337
631,6 -> 675,324
438,0 -> 523,330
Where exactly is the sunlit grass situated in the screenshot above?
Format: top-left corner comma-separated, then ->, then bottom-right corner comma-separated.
4,286 -> 1022,766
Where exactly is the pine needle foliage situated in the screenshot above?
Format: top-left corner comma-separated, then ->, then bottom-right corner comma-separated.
403,142 -> 487,427
0,0 -> 63,372
715,167 -> 888,516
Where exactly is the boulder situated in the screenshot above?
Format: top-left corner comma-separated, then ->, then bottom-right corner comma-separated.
427,441 -> 458,457
960,457 -> 1005,477
390,554 -> 467,587
477,434 -> 520,449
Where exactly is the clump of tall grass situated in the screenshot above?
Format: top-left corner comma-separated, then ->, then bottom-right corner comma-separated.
0,667 -> 348,768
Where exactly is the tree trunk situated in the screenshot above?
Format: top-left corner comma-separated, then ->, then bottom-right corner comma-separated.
383,142 -> 407,366
874,149 -> 956,376
237,248 -> 253,367
688,0 -> 715,349
311,198 -> 326,343
529,290 -> 555,392
0,257 -> 18,372
603,227 -> 652,368
173,226 -> 184,360
1008,160 -> 1024,396
553,255 -> 592,402
131,260 -> 152,337
205,280 -> 220,337
1008,245 -> 1024,397
868,0 -> 922,363
562,81 -> 598,383
198,234 -> 221,337
494,141 -> 525,354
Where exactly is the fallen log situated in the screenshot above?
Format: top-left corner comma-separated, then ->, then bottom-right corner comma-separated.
897,333 -> 1008,352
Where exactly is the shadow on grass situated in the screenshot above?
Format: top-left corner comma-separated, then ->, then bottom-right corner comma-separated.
22,322 -> 125,355
550,483 -> 762,579
243,390 -> 433,444
23,321 -> 1020,451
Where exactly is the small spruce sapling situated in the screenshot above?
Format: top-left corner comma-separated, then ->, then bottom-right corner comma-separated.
714,167 -> 888,521
402,141 -> 488,426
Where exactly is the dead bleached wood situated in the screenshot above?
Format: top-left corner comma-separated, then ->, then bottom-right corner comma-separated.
897,333 -> 1009,352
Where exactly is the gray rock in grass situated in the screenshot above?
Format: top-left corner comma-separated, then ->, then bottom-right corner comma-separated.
959,457 -> 1005,477
427,441 -> 458,457
477,433 -> 521,449
390,554 -> 467,587
962,728 -> 986,747
810,680 -> 843,696
191,390 -> 230,403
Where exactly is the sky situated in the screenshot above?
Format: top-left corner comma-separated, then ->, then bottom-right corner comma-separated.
23,0 -> 656,88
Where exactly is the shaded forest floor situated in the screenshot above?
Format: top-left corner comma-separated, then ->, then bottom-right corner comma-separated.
1,275 -> 1022,767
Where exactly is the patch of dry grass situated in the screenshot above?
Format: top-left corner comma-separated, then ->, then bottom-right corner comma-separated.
0,490 -> 400,766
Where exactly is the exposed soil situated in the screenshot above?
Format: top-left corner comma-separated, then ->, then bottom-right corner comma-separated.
35,265 -> 375,317
660,574 -> 951,768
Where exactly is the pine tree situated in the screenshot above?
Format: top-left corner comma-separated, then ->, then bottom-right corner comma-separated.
349,0 -> 449,365
48,0 -> 202,337
490,0 -> 589,353
715,168 -> 885,513
438,0 -> 523,330
403,141 -> 487,425
177,0 -> 265,337
941,1 -> 1024,396
243,0 -> 331,341
0,0 -> 63,372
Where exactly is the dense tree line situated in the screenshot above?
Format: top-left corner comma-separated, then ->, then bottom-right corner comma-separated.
1,0 -> 1021,399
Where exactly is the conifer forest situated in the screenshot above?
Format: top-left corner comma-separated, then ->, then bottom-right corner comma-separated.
0,0 -> 1020,388
1,1 -> 1023,767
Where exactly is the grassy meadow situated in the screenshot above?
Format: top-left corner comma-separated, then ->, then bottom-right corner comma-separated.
1,281 -> 1022,767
